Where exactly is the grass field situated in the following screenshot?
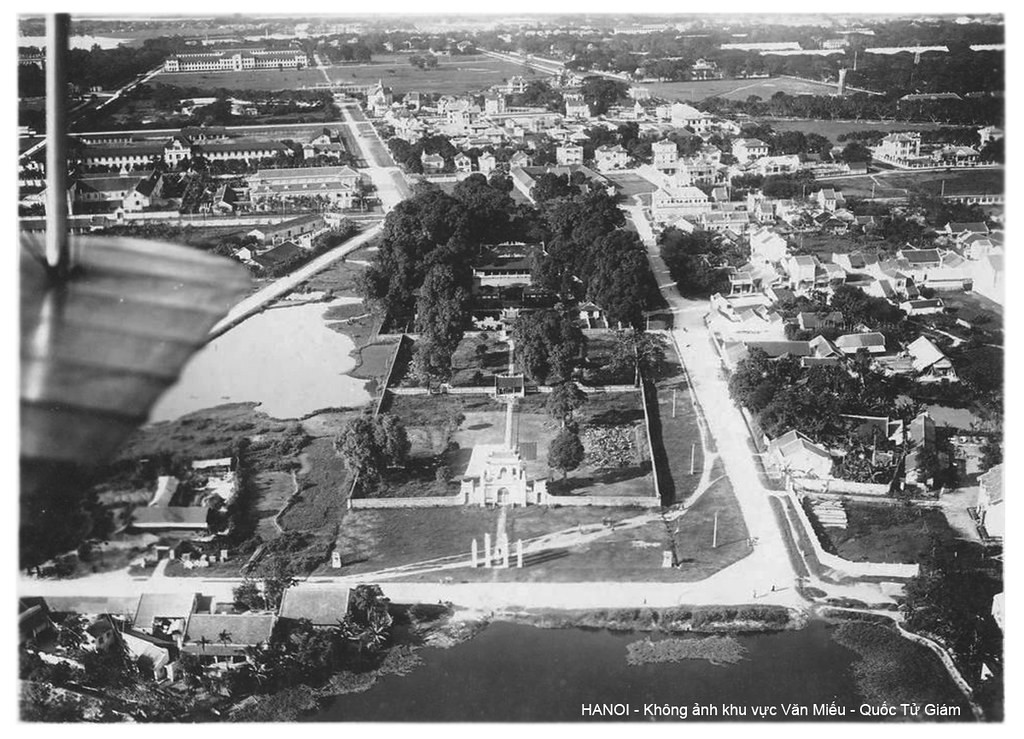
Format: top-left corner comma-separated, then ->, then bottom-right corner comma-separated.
649,345 -> 706,506
648,76 -> 841,104
822,167 -> 1004,199
604,171 -> 659,198
818,500 -> 956,565
761,118 -> 956,141
150,67 -> 327,92
670,460 -> 752,581
323,54 -> 533,95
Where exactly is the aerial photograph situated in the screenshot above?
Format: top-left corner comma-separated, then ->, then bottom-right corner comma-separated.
16,6 -> 1005,724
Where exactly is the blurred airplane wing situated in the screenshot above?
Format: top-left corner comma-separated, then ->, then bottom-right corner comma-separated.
20,233 -> 251,465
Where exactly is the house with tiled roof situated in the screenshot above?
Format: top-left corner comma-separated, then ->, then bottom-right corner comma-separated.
766,430 -> 833,479
815,188 -> 846,213
180,613 -> 277,667
278,585 -> 351,627
835,332 -> 886,355
899,298 -> 945,316
906,336 -> 958,382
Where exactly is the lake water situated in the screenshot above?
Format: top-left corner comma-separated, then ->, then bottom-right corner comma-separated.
19,35 -> 129,50
313,621 -> 880,722
149,298 -> 372,422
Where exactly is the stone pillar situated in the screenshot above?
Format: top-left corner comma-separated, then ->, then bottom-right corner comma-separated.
471,539 -> 479,567
502,545 -> 510,569
484,533 -> 491,567
517,539 -> 523,568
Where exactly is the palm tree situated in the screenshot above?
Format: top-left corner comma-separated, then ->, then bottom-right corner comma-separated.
217,630 -> 233,647
197,635 -> 210,652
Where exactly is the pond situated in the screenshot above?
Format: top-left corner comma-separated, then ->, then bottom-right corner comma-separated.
313,621 -> 885,722
149,298 -> 372,423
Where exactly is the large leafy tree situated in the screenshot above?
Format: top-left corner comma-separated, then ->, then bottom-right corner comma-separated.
337,414 -> 412,483
512,309 -> 584,384
608,329 -> 668,383
588,231 -> 657,328
549,429 -> 585,479
337,416 -> 388,483
547,381 -> 587,427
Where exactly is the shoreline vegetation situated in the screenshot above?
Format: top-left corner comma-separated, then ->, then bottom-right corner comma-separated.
626,636 -> 747,666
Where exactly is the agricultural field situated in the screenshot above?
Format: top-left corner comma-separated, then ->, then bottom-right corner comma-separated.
323,54 -> 534,95
647,75 -> 841,103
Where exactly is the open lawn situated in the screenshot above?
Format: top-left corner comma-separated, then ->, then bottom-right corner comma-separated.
604,171 -> 659,197
649,347 -> 706,505
648,76 -> 840,104
816,499 -> 956,565
331,505 -> 697,582
822,167 -> 1004,199
150,67 -> 327,92
669,460 -> 752,581
449,334 -> 511,387
324,54 -> 533,95
761,118 -> 956,141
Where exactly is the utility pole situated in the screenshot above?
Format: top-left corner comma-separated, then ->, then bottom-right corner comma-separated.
672,388 -> 677,418
712,511 -> 719,548
690,443 -> 696,475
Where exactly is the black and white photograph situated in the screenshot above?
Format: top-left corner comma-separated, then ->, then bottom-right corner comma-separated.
13,2 -> 1008,724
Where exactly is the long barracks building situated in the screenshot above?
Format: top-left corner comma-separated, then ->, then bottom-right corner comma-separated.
164,49 -> 307,73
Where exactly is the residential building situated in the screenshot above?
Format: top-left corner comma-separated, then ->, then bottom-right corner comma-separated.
180,613 -> 277,669
835,332 -> 886,355
594,144 -> 628,172
899,298 -> 945,316
133,593 -> 199,638
906,336 -> 958,382
669,103 -> 712,133
786,255 -> 818,292
816,188 -> 846,212
651,139 -> 678,172
732,138 -> 769,163
421,151 -> 446,173
651,184 -> 711,223
877,132 -> 922,164
556,144 -> 584,166
477,152 -> 497,175
931,145 -> 981,167
454,152 -> 473,173
749,227 -> 789,264
563,93 -> 591,118
767,430 -> 833,479
278,585 -> 351,627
